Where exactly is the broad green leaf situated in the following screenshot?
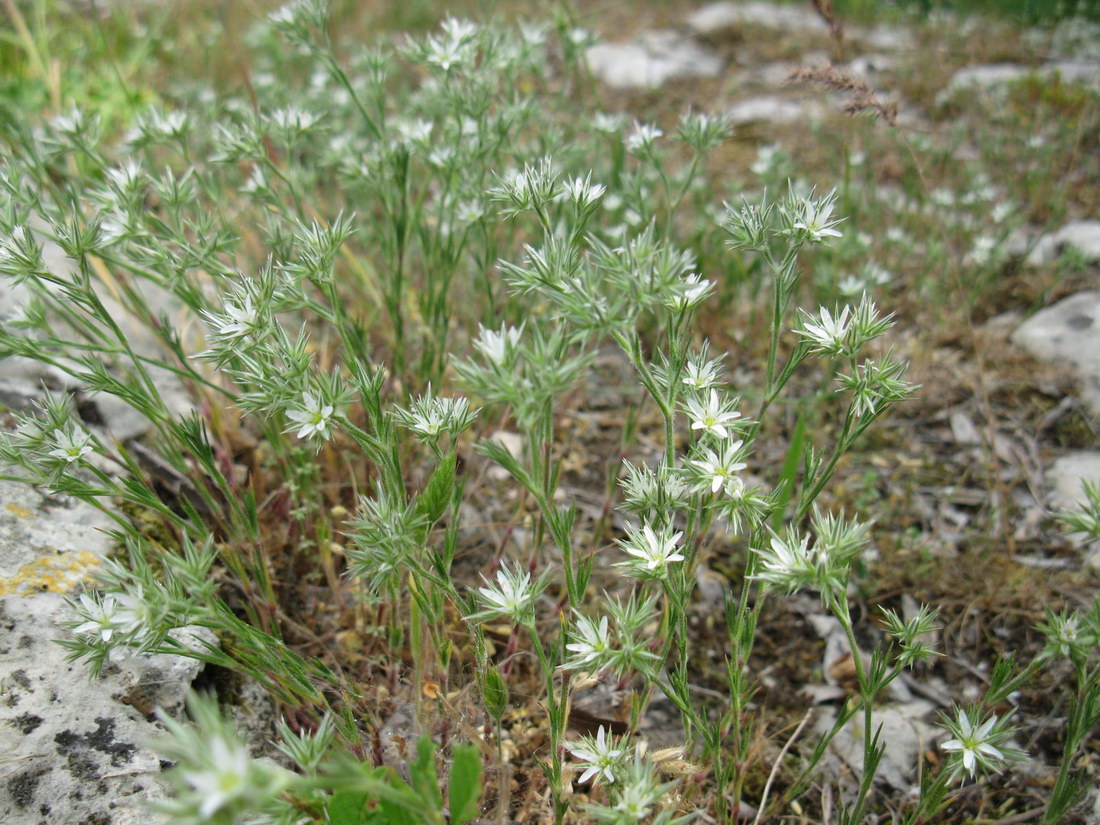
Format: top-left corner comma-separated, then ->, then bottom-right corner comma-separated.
418,451 -> 456,524
409,737 -> 443,814
326,791 -> 369,825
481,664 -> 508,720
447,744 -> 483,825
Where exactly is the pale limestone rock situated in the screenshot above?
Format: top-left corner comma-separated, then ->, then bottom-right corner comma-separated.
1027,221 -> 1100,266
726,95 -> 811,126
687,1 -> 828,35
0,477 -> 209,825
945,60 -> 1100,98
1047,451 -> 1100,513
586,30 -> 724,90
1011,292 -> 1100,414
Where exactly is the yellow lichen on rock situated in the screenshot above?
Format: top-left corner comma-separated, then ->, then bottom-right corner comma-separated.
5,502 -> 35,520
0,550 -> 101,596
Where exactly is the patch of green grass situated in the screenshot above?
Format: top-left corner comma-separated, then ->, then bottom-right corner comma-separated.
835,0 -> 1100,24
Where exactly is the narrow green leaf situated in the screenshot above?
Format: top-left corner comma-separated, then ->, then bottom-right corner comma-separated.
772,410 -> 806,530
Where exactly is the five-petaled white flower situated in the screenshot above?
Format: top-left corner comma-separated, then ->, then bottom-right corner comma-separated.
563,613 -> 612,670
942,711 -> 1004,777
286,392 -> 335,440
111,585 -> 157,644
682,357 -> 722,391
684,390 -> 741,439
569,726 -> 626,785
750,531 -> 818,593
625,122 -> 663,153
690,440 -> 747,494
72,593 -> 119,643
178,733 -> 255,818
466,562 -> 541,625
798,305 -> 852,355
793,193 -> 843,243
473,323 -> 522,365
618,523 -> 685,579
203,294 -> 261,343
48,426 -> 94,463
666,273 -> 712,310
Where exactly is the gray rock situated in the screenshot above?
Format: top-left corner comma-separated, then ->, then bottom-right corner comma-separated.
1027,220 -> 1100,266
945,61 -> 1100,98
0,471 -> 277,824
1011,292 -> 1100,414
813,700 -> 938,792
687,1 -> 828,35
1047,451 -> 1100,513
586,30 -> 724,90
849,24 -> 914,52
726,95 -> 813,126
0,477 -> 186,824
848,53 -> 896,79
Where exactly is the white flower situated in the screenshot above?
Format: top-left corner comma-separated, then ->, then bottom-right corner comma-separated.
106,159 -> 144,194
684,389 -> 742,440
569,726 -> 626,785
203,294 -> 262,343
682,356 -> 723,391
465,561 -> 544,625
592,112 -> 626,135
72,593 -> 119,643
563,614 -> 612,670
560,175 -> 606,212
269,105 -> 319,134
617,523 -> 685,579
625,122 -> 663,153
941,711 -> 1005,777
690,440 -> 747,494
112,585 -> 156,643
750,531 -> 818,593
791,191 -> 843,243
966,235 -> 998,266
797,305 -> 852,355
48,426 -> 94,463
178,733 -> 255,818
838,274 -> 865,297
666,273 -> 712,310
752,144 -> 780,176
286,392 -> 335,440
394,392 -> 477,441
473,323 -> 522,365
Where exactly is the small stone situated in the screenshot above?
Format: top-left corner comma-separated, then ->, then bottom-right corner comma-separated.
1011,292 -> 1100,414
687,1 -> 828,35
944,61 -> 1100,98
848,53 -> 896,79
586,30 -> 724,90
726,95 -> 810,126
1027,220 -> 1100,266
1047,451 -> 1100,514
813,700 -> 938,791
850,24 -> 914,52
